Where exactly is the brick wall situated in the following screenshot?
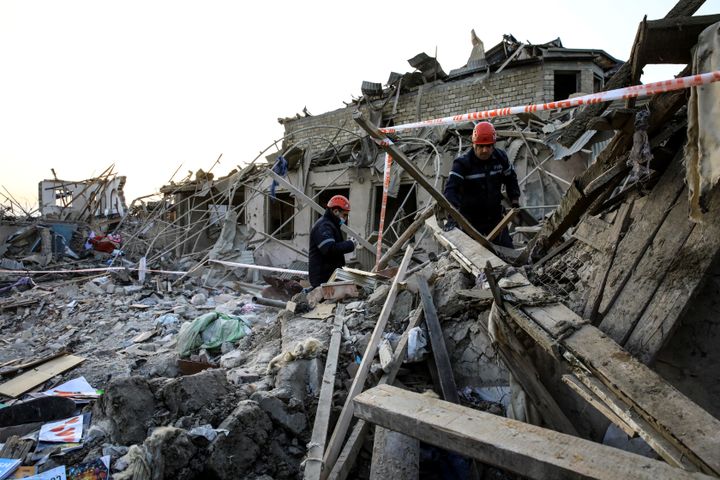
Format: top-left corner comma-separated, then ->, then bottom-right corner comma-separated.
283,63 -> 548,152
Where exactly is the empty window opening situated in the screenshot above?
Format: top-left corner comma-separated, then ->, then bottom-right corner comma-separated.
267,192 -> 295,240
372,184 -> 417,244
554,71 -> 580,101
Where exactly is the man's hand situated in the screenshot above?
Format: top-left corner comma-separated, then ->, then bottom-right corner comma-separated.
349,237 -> 359,249
443,219 -> 458,232
511,199 -> 520,208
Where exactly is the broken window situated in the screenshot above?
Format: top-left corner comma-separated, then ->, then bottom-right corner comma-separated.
231,187 -> 246,224
266,192 -> 295,240
553,70 -> 580,100
312,187 -> 350,224
372,184 -> 417,244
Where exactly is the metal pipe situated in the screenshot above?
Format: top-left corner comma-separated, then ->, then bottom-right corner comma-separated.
252,296 -> 288,309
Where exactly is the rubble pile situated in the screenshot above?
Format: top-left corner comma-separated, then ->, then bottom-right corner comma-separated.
1,2 -> 720,479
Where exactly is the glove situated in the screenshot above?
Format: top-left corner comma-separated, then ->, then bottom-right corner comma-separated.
349,237 -> 359,249
443,219 -> 458,232
511,199 -> 520,208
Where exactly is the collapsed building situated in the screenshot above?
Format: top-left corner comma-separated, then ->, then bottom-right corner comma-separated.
1,1 -> 720,479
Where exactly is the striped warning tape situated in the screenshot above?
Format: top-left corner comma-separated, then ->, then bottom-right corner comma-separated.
380,70 -> 720,134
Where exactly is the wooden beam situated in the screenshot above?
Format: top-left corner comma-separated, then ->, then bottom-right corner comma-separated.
369,427 -> 419,479
321,245 -> 415,478
486,208 -> 517,242
327,307 -> 425,480
353,385 -> 715,480
304,307 -> 345,480
625,185 -> 720,363
353,111 -> 497,254
582,201 -> 633,323
375,204 -> 434,271
430,220 -> 720,474
569,369 -> 700,472
266,168 -> 375,254
416,276 -> 459,404
557,322 -> 720,475
561,374 -> 636,437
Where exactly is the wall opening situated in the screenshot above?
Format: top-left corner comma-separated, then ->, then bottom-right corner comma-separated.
593,73 -> 604,93
554,70 -> 580,100
312,187 -> 350,224
372,184 -> 417,244
266,192 -> 295,240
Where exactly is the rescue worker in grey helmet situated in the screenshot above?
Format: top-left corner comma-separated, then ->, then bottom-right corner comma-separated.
308,195 -> 357,288
443,121 -> 521,248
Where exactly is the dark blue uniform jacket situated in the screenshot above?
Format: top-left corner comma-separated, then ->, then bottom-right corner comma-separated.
443,147 -> 521,233
309,209 -> 355,287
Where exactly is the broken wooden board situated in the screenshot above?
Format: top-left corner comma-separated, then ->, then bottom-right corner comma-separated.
0,355 -> 85,398
321,246 -> 414,478
353,385 -> 714,480
598,138 -> 687,316
559,323 -> 720,475
625,186 -> 720,363
327,307 -> 426,480
599,182 -> 694,345
304,307 -> 344,480
435,221 -> 720,474
425,216 -> 504,275
572,215 -> 612,251
301,303 -> 336,320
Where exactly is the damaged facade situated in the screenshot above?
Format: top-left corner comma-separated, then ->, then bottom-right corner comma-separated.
1,2 -> 720,479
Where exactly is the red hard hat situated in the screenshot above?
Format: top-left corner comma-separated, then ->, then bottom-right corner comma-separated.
327,195 -> 351,211
472,122 -> 497,145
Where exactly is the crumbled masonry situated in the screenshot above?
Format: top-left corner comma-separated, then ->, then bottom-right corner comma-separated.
1,5 -> 720,479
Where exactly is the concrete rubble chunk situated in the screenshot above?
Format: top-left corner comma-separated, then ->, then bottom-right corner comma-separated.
208,400 -> 273,479
250,390 -> 307,435
93,376 -> 156,445
159,368 -> 230,416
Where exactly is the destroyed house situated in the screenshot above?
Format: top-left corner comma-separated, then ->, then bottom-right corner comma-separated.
4,5 -> 720,480
158,34 -> 621,271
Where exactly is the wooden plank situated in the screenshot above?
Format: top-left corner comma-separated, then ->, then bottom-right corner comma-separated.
0,355 -> 85,398
599,184 -> 695,344
572,215 -> 611,251
428,209 -> 720,473
353,385 -> 714,480
598,149 -> 687,315
426,216 -> 504,271
375,204 -> 434,271
487,306 -> 578,435
570,369 -> 699,471
562,324 -> 720,475
417,276 -> 459,404
327,307 -> 425,480
625,186 -> 720,363
487,208 -> 517,242
321,245 -> 415,478
304,307 -> 344,480
353,111 -> 497,254
582,201 -> 633,323
266,168 -> 375,254
561,374 -> 636,437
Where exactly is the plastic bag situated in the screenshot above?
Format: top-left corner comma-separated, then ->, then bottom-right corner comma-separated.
177,312 -> 252,358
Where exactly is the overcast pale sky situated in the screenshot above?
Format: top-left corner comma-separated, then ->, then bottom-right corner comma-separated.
1,0 -> 718,207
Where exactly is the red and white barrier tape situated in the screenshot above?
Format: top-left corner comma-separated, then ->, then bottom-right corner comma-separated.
380,70 -> 720,134
375,153 -> 393,268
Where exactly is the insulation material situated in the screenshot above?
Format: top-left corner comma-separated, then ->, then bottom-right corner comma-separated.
687,22 -> 720,221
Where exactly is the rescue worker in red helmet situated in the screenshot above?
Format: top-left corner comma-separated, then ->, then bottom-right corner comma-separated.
308,195 -> 357,287
443,121 -> 521,248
